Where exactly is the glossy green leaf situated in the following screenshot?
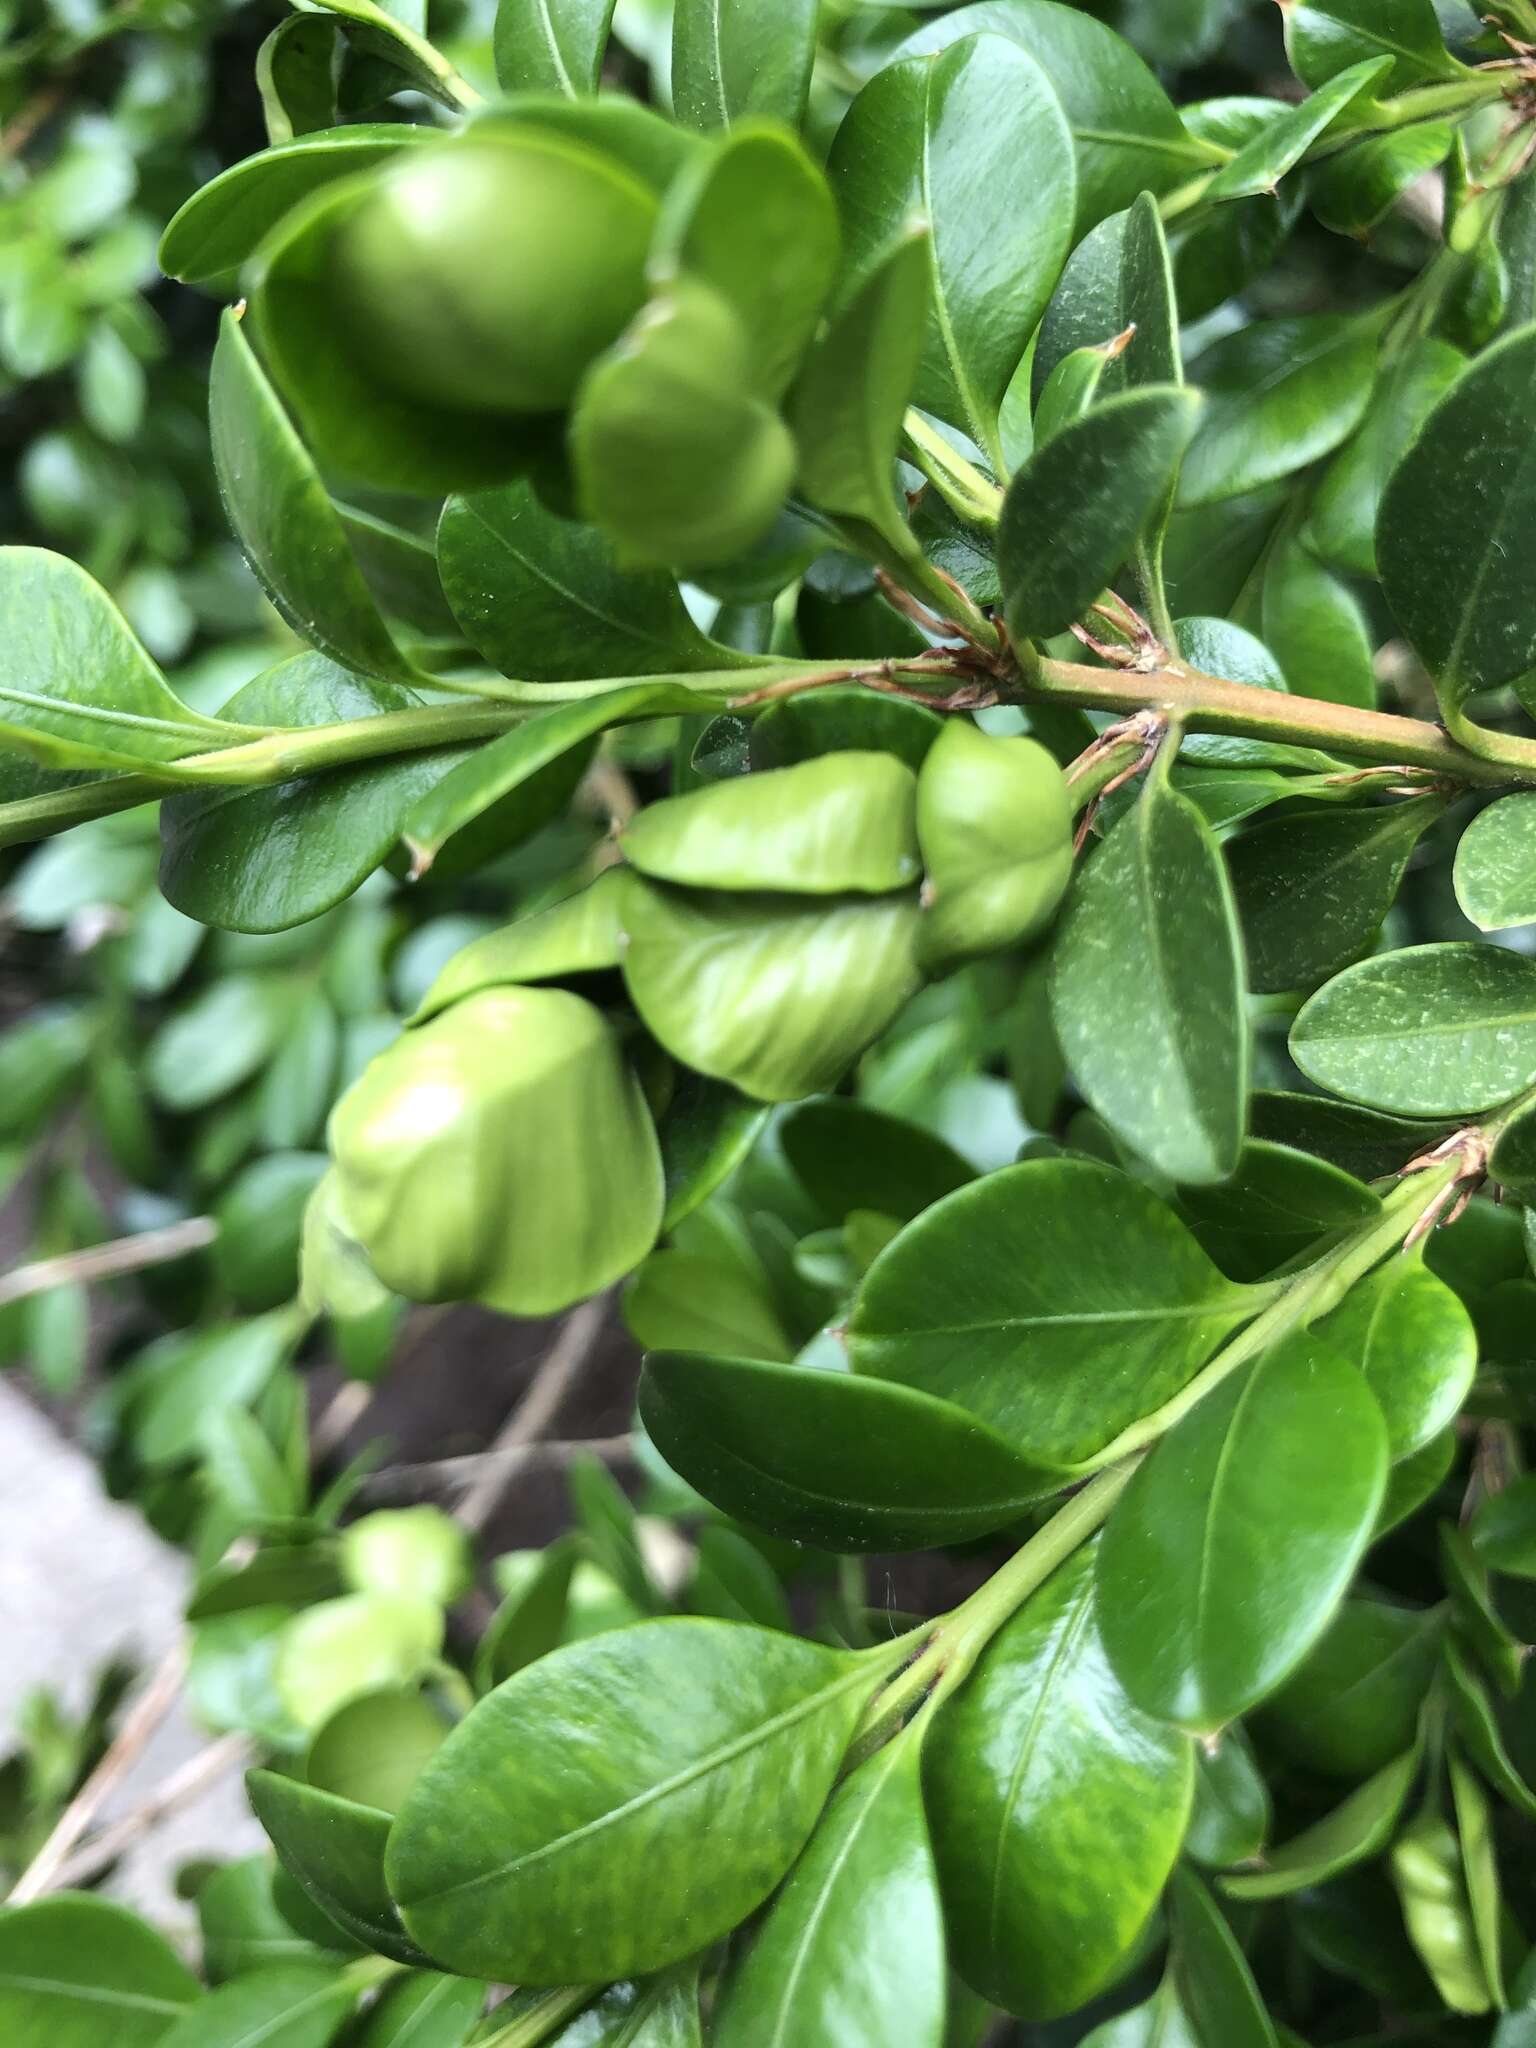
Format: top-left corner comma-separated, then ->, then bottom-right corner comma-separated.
353,1973 -> 486,2048
926,1543 -> 1193,2021
1204,60 -> 1391,203
1050,768 -> 1248,1185
1442,1521 -> 1524,1698
829,34 -> 1075,465
847,1159 -> 1254,1466
1379,324 -> 1536,718
1472,1471 -> 1536,1577
1035,191 -> 1181,397
1390,1812 -> 1494,2016
1177,1140 -> 1379,1283
211,312 -> 402,683
248,1771 -> 427,1966
1255,1595 -> 1443,1780
159,658 -> 485,933
1187,1730 -> 1272,1869
1307,337 -> 1463,577
1000,386 -> 1200,643
1317,1254 -> 1478,1463
1222,1748 -> 1418,1900
1310,120 -> 1456,237
157,1965 -> 356,2048
573,275 -> 795,569
1260,534 -> 1377,709
159,126 -> 427,293
1179,316 -> 1379,508
714,1727 -> 944,2048
494,0 -> 615,95
896,1 -> 1208,233
620,880 -> 923,1103
1285,0 -> 1462,92
1229,797 -> 1441,995
622,753 -> 920,896
1450,1743 -> 1507,2009
781,1098 -> 974,1224
1170,1865 -> 1278,2048
437,485 -> 733,682
1445,1635 -> 1536,1822
1291,942 -> 1536,1115
475,1542 -> 577,1693
1456,794 -> 1536,931
386,1618 -> 879,1983
657,1076 -> 766,1232
1379,1427 -> 1458,1535
0,1895 -> 199,2045
1097,1328 -> 1390,1731
1249,1090 -> 1450,1179
639,1350 -> 1058,1551
672,0 -> 817,132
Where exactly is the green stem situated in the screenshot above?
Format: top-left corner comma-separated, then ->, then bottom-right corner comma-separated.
901,411 -> 1005,528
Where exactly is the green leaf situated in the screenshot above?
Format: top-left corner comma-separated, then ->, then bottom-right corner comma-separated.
1176,1140 -> 1379,1284
1285,0 -> 1463,92
475,1543 -> 577,1694
1472,1471 -> 1536,1577
211,312 -> 404,683
353,1973 -> 486,2048
158,659 -> 490,933
639,1350 -> 1059,1551
829,34 -> 1075,465
1255,1596 -> 1443,1780
1221,1749 -> 1418,1900
658,1075 -> 767,1231
0,547 -> 241,773
157,1965 -> 356,2048
144,978 -> 292,1111
619,881 -> 923,1103
494,0 -> 616,95
846,1159 -> 1255,1467
1203,59 -> 1392,204
257,17 -> 340,145
190,1544 -> 345,1623
1390,1810 -> 1494,2016
413,876 -> 626,1022
780,1098 -> 974,1223
437,484 -> 733,682
1228,797 -> 1441,995
159,126 -> 427,294
1000,387 -> 1201,643
572,276 -> 796,569
385,1618 -> 880,1983
1318,1256 -> 1477,1462
622,754 -> 920,896
1097,1328 -> 1390,1732
1378,324 -> 1536,719
1306,336 -> 1463,577
1178,316 -> 1379,508
1291,942 -> 1536,1116
1049,768 -> 1248,1185
1445,1635 -> 1536,1822
307,1688 -> 453,1813
1081,1979 -> 1198,2048
713,1728 -> 945,2048
788,226 -> 931,561
926,1542 -> 1192,2020
1442,1520 -> 1524,1698
671,0 -> 817,132
896,1 -> 1209,233
627,1251 -> 793,1363
1035,190 -> 1182,398
1170,1866 -> 1278,2048
1455,794 -> 1536,931
1260,534 -> 1378,709
248,1770 -> 427,1965
0,1896 -> 199,2046
1449,1745 -> 1507,2009
1310,120 -> 1456,237
1187,1730 -> 1272,1869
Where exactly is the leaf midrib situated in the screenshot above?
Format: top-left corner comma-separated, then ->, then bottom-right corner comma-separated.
0,1974 -> 191,2016
460,500 -> 688,661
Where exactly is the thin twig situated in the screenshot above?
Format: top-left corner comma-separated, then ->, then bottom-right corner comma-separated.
456,1295 -> 614,1533
0,1219 -> 217,1309
9,1643 -> 188,1903
366,1432 -> 635,1502
47,1733 -> 253,1896
310,1378 -> 375,1462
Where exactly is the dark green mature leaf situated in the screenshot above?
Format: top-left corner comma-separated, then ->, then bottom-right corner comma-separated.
847,1160 -> 1255,1467
1050,768 -> 1248,1185
437,484 -> 735,682
1170,1867 -> 1278,2048
353,1973 -> 486,2048
639,1351 -> 1059,1551
780,1098 -> 974,1223
0,1895 -> 199,2045
475,1543 -> 576,1693
1473,1472 -> 1536,1576
619,881 -> 923,1103
713,1728 -> 944,2048
1097,1329 -> 1390,1732
1260,532 -> 1377,708
1318,1256 -> 1477,1461
1222,1750 -> 1418,1900
159,126 -> 427,293
248,1770 -> 426,1964
1291,942 -> 1536,1115
829,33 -> 1075,466
1307,337 -> 1463,576
1000,387 -> 1200,643
211,312 -> 403,683
1445,1635 -> 1536,1822
386,1618 -> 880,1983
1455,794 -> 1536,931
1203,59 -> 1391,204
672,0 -> 817,132
896,1 -> 1209,233
1379,325 -> 1536,719
657,1075 -> 766,1231
1187,1730 -> 1271,1868
1310,120 -> 1456,238
1441,1521 -> 1523,1698
1035,191 -> 1181,397
1285,0 -> 1462,91
1229,797 -> 1441,994
1179,316 -> 1379,508
926,1544 -> 1193,2021
1177,1140 -> 1378,1283
494,0 -> 615,95
1250,1089 -> 1451,1179
1256,1596 -> 1443,1779
157,1965 -> 356,2048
